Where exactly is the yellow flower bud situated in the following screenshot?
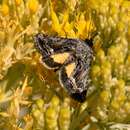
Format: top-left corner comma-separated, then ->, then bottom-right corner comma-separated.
28,0 -> 39,14
59,107 -> 70,120
36,99 -> 44,109
101,61 -> 111,83
100,90 -> 110,103
51,96 -> 60,108
91,65 -> 100,78
1,4 -> 9,16
32,109 -> 41,118
15,0 -> 22,6
117,79 -> 125,90
124,102 -> 130,113
96,49 -> 105,62
110,5 -> 118,17
45,107 -> 58,129
117,21 -> 125,33
46,107 -> 57,119
59,107 -> 70,130
111,100 -> 119,110
117,94 -> 126,102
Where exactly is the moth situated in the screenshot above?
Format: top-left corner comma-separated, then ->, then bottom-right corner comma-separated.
34,33 -> 93,102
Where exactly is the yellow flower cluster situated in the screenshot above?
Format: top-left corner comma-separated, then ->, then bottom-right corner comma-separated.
27,0 -> 39,14
87,0 -> 130,125
32,97 -> 71,130
0,0 -> 130,129
1,4 -> 9,16
0,0 -> 40,79
50,2 -> 95,39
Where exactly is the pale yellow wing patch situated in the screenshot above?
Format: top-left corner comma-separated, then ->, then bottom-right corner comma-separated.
51,52 -> 70,64
65,62 -> 76,77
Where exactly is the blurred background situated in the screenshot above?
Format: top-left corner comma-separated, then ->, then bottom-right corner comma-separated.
0,0 -> 130,129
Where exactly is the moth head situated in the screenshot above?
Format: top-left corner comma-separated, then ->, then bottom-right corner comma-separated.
34,33 -> 47,43
34,33 -> 48,53
85,38 -> 93,48
85,32 -> 98,48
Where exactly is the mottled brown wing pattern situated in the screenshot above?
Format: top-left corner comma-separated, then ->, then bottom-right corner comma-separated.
34,33 -> 93,102
34,33 -> 76,69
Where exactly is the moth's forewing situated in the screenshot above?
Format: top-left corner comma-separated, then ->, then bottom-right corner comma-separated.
34,34 -> 74,69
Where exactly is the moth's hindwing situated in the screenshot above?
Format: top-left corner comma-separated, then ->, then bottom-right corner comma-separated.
59,59 -> 91,102
34,33 -> 93,102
